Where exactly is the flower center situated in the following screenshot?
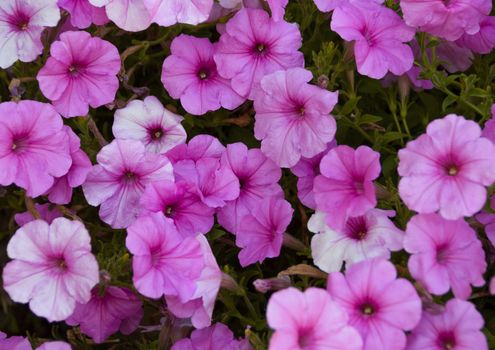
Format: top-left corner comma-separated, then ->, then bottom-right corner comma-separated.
360,302 -> 375,316
19,21 -> 28,30
149,127 -> 164,141
438,332 -> 456,350
11,134 -> 29,152
436,244 -> 450,263
198,68 -> 209,80
447,166 -> 458,176
256,43 -> 265,52
345,216 -> 369,240
54,257 -> 68,271
124,171 -> 137,183
164,206 -> 174,217
298,331 -> 313,348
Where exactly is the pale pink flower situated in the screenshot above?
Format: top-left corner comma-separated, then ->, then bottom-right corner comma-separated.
398,114 -> 495,220
2,218 -> 99,322
144,0 -> 213,26
58,0 -> 109,28
37,30 -> 121,118
308,209 -> 404,273
66,286 -> 143,343
400,0 -> 491,41
327,259 -> 422,350
0,101 -> 72,197
82,139 -> 174,229
161,35 -> 244,116
456,16 -> 495,54
172,323 -> 251,350
404,213 -> 486,300
14,203 -> 63,226
214,8 -> 304,99
0,0 -> 60,68
406,299 -> 488,350
314,145 -> 381,230
113,96 -> 187,154
267,287 -> 363,350
88,0 -> 151,31
36,342 -> 71,350
253,68 -> 338,168
126,212 -> 204,301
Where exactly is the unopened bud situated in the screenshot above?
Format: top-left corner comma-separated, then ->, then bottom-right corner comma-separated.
253,276 -> 291,293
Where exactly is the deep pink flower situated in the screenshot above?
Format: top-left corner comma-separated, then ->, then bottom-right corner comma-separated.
331,1 -> 415,79
217,143 -> 283,234
45,127 -> 92,204
113,96 -> 187,154
161,34 -> 244,116
314,145 -> 381,230
58,0 -> 109,28
14,203 -> 63,226
2,218 -> 99,322
88,0 -> 151,31
404,213 -> 486,300
400,0 -> 491,41
139,180 -> 215,237
456,16 -> 495,54
126,212 -> 204,301
145,0 -> 213,26
165,235 -> 222,329
172,323 -> 251,350
0,0 -> 60,68
236,197 -> 293,267
37,31 -> 121,118
0,332 -> 31,350
308,209 -> 404,273
327,258 -> 422,350
214,8 -> 304,99
398,114 -> 495,220
267,287 -> 363,350
66,286 -> 143,343
82,139 -> 174,229
0,101 -> 72,197
253,68 -> 338,167
406,299 -> 488,350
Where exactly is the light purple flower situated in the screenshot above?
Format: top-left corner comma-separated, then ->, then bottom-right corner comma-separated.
481,104 -> 495,144
313,0 -> 383,12
266,0 -> 287,21
145,0 -> 213,26
36,342 -> 71,350
456,16 -> 495,54
436,41 -> 473,73
476,211 -> 495,246
88,0 -> 151,31
58,0 -> 109,28
172,323 -> 251,350
14,203 -> 63,227
0,332 -> 31,350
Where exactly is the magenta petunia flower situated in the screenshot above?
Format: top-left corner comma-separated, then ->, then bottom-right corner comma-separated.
2,218 -> 99,322
0,0 -> 60,68
406,299 -> 488,350
161,34 -> 244,116
167,135 -> 225,165
15,203 -> 63,227
253,68 -> 338,168
37,30 -> 121,118
217,143 -> 283,234
404,213 -> 486,300
172,323 -> 251,350
398,114 -> 495,220
165,235 -> 222,329
139,180 -> 215,237
58,0 -> 109,28
309,209 -> 404,273
0,101 -> 72,197
126,212 -> 204,301
113,96 -> 187,154
66,286 -> 143,343
214,8 -> 304,99
267,287 -> 363,350
45,127 -> 92,204
314,145 -> 381,231
82,139 -> 174,229
400,0 -> 491,41
88,0 -> 151,31
331,1 -> 415,79
327,258 -> 422,350
145,0 -> 213,26
456,16 -> 495,55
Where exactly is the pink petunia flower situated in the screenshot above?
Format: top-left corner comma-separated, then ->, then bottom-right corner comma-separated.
165,235 -> 222,329
308,209 -> 404,273
88,0 -> 151,31
400,0 -> 491,41
253,68 -> 338,168
406,299 -> 488,350
313,0 -> 384,12
217,143 -> 283,234
313,145 -> 381,231
331,1 -> 415,79
236,197 -> 293,267
214,8 -> 304,99
436,41 -> 473,73
58,0 -> 109,28
267,287 -> 363,350
14,203 -> 63,226
0,332 -> 31,350
455,16 -> 495,55
0,101 -> 72,197
36,342 -> 71,350
171,323 -> 251,350
327,258 -> 422,350
66,286 -> 143,343
161,34 -> 244,116
126,212 -> 204,301
139,180 -> 215,237
476,211 -> 495,246
0,0 -> 60,68
404,213 -> 486,300
398,114 -> 495,220
481,104 -> 495,144
2,218 -> 99,322
45,127 -> 92,204
37,30 -> 121,118
144,0 -> 213,26
82,139 -> 174,229
113,96 -> 187,154
166,135 -> 225,166
266,0 -> 287,21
